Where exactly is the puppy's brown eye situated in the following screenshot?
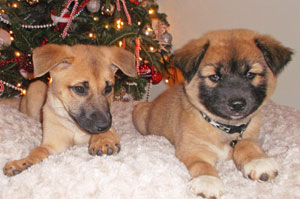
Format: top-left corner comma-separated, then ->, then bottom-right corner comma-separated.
75,86 -> 84,93
71,86 -> 87,96
209,74 -> 221,82
245,72 -> 256,80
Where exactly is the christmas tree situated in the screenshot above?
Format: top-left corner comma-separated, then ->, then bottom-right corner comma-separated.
0,0 -> 172,100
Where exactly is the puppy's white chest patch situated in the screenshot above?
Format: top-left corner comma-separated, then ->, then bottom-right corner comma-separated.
216,144 -> 231,161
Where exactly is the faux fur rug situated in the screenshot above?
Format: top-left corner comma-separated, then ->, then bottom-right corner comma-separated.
0,101 -> 299,199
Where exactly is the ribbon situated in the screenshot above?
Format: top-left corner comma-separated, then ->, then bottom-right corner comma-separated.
51,9 -> 70,24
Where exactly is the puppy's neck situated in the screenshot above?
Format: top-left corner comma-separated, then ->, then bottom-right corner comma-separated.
199,111 -> 250,135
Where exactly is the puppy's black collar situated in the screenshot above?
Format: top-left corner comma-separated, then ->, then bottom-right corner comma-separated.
200,111 -> 250,147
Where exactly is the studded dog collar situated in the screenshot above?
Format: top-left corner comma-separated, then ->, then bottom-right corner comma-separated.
200,111 -> 250,147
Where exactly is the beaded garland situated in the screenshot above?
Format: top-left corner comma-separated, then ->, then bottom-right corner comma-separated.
0,57 -> 23,67
0,79 -> 26,95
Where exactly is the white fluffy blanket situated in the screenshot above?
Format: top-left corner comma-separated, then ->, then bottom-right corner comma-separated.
0,101 -> 299,199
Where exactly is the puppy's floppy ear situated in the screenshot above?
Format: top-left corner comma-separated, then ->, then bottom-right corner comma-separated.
32,44 -> 74,77
172,40 -> 209,82
254,35 -> 293,75
108,46 -> 137,77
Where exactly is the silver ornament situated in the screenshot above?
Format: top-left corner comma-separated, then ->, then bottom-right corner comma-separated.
161,31 -> 172,45
87,0 -> 101,13
0,28 -> 11,50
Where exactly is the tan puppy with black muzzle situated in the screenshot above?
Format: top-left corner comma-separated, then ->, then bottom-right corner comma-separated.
133,29 -> 293,198
3,44 -> 137,176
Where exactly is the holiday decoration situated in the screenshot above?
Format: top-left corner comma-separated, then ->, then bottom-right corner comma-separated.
51,10 -> 70,27
101,3 -> 115,16
0,81 -> 4,96
26,0 -> 39,6
0,28 -> 11,49
138,62 -> 162,85
145,82 -> 152,101
161,31 -> 172,45
116,0 -> 132,25
18,53 -> 33,79
141,0 -> 154,8
152,19 -> 171,53
142,24 -> 154,37
138,63 -> 154,78
61,0 -> 79,39
0,80 -> 26,96
151,71 -> 162,84
135,37 -> 141,73
0,0 -> 171,99
114,86 -> 132,102
87,0 -> 101,13
129,0 -> 139,5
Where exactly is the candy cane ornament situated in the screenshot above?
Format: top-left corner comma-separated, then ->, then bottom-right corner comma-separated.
61,0 -> 79,39
135,37 -> 141,75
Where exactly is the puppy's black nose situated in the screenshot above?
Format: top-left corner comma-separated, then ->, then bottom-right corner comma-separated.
228,98 -> 246,112
90,111 -> 112,133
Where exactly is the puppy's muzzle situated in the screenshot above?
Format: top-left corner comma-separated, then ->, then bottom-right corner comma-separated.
89,111 -> 112,133
72,109 -> 112,134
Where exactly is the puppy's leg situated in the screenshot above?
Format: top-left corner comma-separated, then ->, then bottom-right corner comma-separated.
3,146 -> 50,176
132,102 -> 151,136
177,144 -> 224,199
233,139 -> 279,181
3,118 -> 75,177
88,128 -> 121,156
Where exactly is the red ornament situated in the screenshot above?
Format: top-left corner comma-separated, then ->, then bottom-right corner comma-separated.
19,54 -> 33,74
138,63 -> 154,78
129,0 -> 139,5
138,62 -> 162,84
41,38 -> 49,46
151,71 -> 162,84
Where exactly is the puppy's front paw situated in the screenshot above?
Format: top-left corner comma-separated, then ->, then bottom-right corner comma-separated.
189,175 -> 224,199
89,130 -> 121,156
3,158 -> 33,177
242,157 -> 279,181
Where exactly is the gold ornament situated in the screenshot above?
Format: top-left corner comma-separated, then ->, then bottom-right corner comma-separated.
101,3 -> 115,16
26,0 -> 39,6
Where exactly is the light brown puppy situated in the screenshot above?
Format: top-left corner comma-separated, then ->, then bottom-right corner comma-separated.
3,44 -> 137,176
133,29 -> 293,198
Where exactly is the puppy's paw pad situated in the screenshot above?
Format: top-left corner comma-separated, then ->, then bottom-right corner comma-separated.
243,158 -> 279,181
3,159 -> 33,176
89,133 -> 121,156
189,175 -> 224,199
